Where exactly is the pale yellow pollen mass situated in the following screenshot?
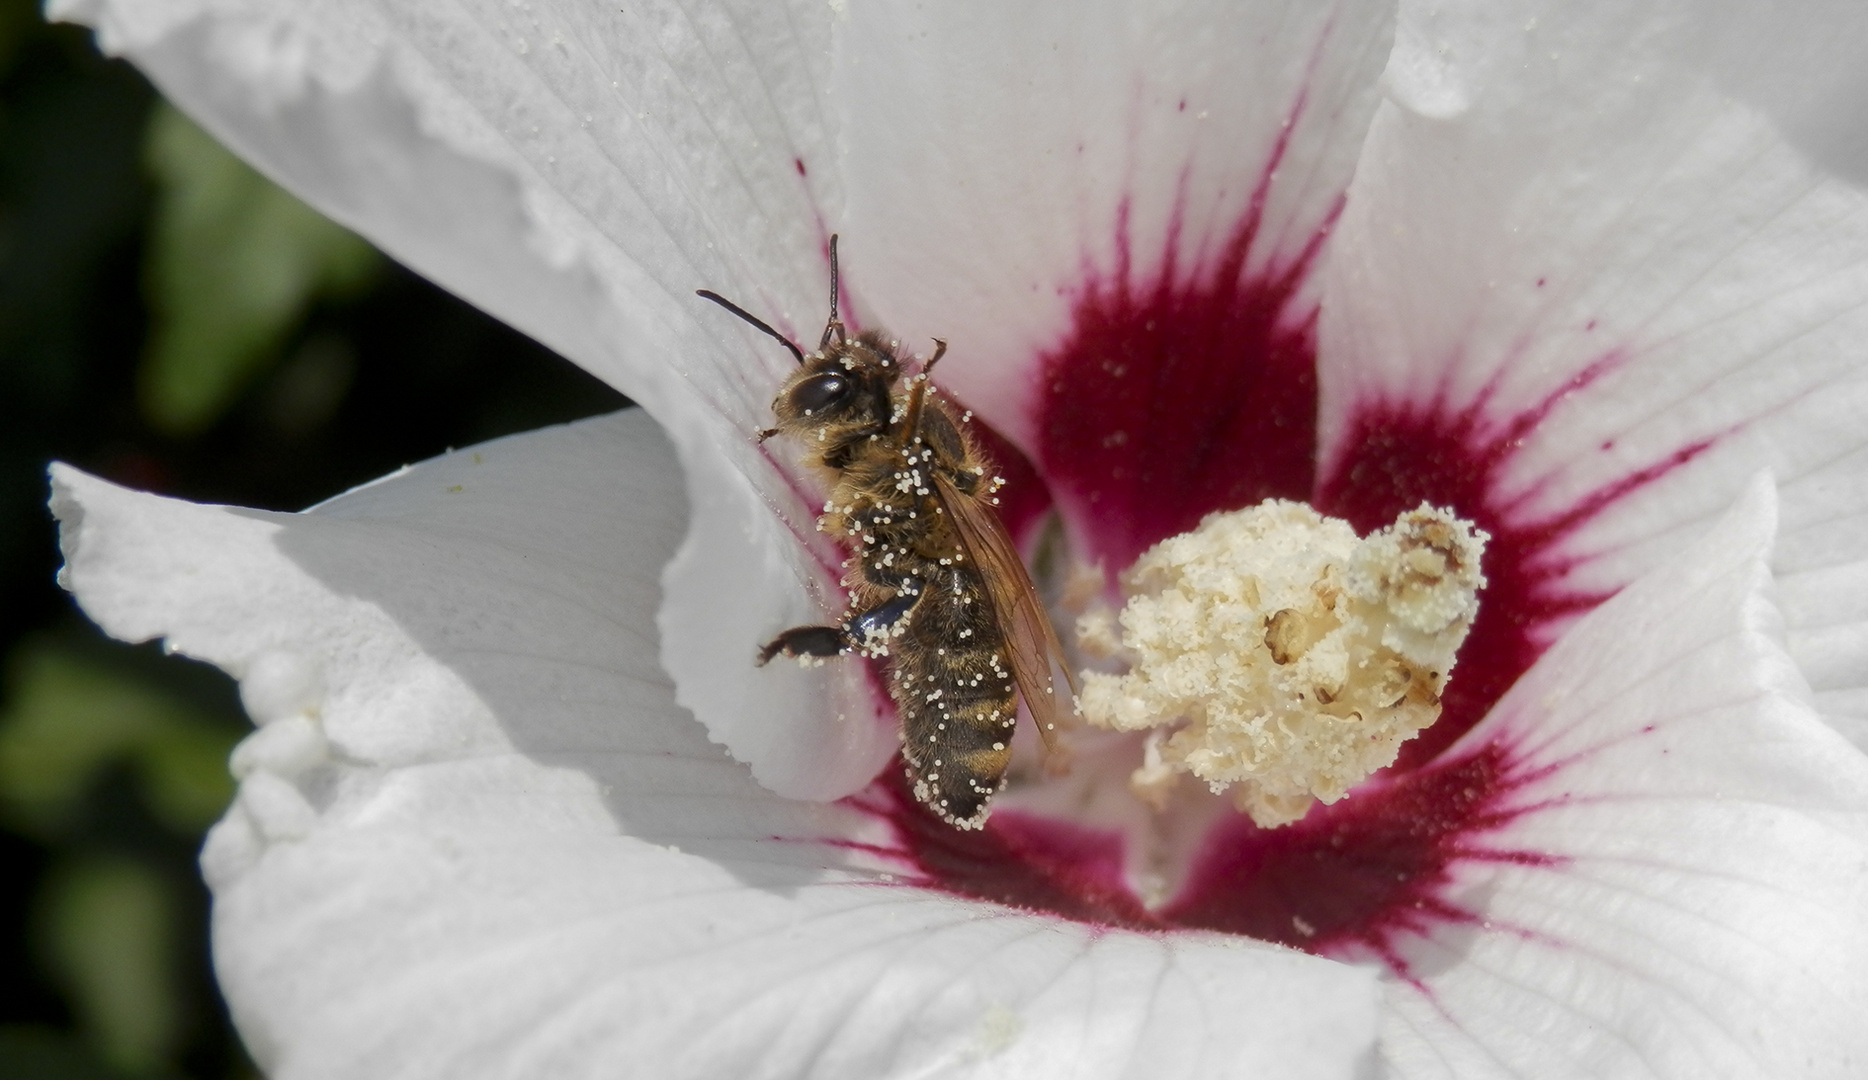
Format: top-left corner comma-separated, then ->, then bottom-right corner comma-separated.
1077,499 -> 1488,827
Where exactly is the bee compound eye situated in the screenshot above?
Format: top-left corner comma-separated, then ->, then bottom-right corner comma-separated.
789,372 -> 854,415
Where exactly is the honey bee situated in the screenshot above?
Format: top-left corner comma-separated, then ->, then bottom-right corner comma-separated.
699,237 -> 1074,829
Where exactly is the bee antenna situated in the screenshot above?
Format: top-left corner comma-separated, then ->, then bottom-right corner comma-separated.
696,289 -> 806,365
820,234 -> 846,350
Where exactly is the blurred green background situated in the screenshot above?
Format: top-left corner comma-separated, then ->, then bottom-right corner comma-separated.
0,4 -> 628,1076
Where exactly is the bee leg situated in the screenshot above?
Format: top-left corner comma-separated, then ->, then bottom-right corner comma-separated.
845,590 -> 919,649
895,341 -> 946,442
756,625 -> 849,666
756,591 -> 921,667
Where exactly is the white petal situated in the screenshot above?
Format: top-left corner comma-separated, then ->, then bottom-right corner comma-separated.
54,412 -> 693,792
51,0 -> 907,795
658,436 -> 899,800
53,412 -> 1380,1079
1379,475 -> 1868,1078
1320,0 -> 1868,746
215,778 -> 1380,1080
835,0 -> 1395,452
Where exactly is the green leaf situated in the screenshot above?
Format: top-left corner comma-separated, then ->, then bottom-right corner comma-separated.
0,639 -> 240,837
139,101 -> 380,436
135,717 -> 245,835
0,1025 -> 130,1080
32,857 -> 184,1076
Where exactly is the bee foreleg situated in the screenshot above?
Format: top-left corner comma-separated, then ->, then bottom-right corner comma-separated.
756,625 -> 849,666
755,590 -> 922,667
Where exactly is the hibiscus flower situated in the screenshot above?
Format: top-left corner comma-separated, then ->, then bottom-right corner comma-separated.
46,0 -> 1868,1075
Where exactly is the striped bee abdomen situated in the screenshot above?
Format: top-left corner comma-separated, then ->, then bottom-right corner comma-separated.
893,564 -> 1018,830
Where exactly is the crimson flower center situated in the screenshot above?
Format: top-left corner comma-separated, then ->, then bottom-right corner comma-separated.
835,174 -> 1712,973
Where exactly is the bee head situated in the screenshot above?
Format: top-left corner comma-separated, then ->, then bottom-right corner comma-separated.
771,330 -> 900,435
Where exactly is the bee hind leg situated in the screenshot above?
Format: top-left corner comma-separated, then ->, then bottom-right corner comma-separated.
756,626 -> 849,666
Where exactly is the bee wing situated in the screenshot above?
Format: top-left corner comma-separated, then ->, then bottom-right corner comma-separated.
932,471 -> 1078,752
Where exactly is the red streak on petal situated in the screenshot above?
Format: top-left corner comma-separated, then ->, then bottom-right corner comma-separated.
865,761 -> 1156,929
1317,367 -> 1718,766
854,739 -> 1567,976
1160,740 -> 1563,976
1035,140 -> 1332,570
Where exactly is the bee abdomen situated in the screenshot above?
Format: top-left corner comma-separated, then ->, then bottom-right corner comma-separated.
899,689 -> 1016,830
893,574 -> 1018,829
